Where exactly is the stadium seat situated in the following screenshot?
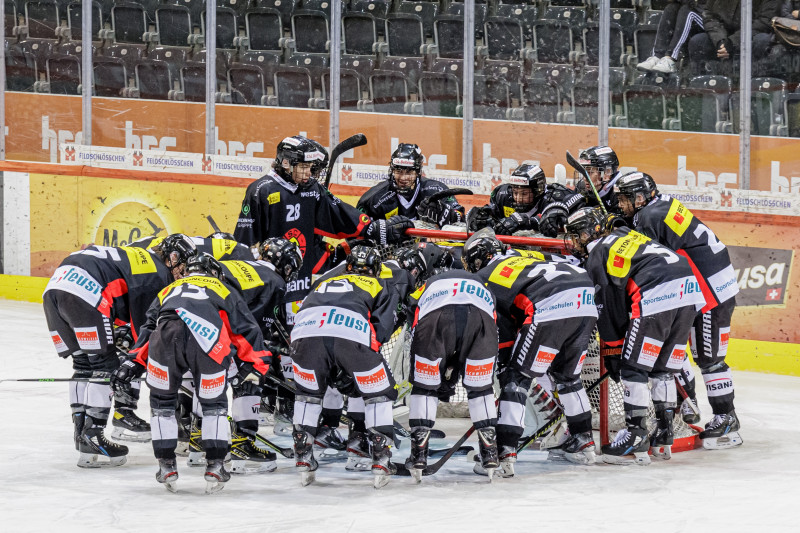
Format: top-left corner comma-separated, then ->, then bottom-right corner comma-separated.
244,8 -> 284,52
342,12 -> 379,56
731,78 -> 789,136
135,59 -> 172,99
531,20 -> 574,64
624,84 -> 673,130
368,69 -> 411,114
290,9 -> 329,54
110,2 -> 148,44
341,54 -> 376,86
433,14 -> 465,59
147,45 -> 188,82
286,51 -> 328,92
443,1 -> 487,39
678,75 -> 733,133
349,0 -> 391,21
200,6 -> 239,50
66,1 -> 102,41
228,64 -> 269,105
522,77 -> 561,123
255,0 -> 298,32
415,71 -> 461,117
155,4 -> 192,47
494,3 -> 538,35
473,73 -> 511,120
381,55 -> 425,93
396,1 -> 438,40
46,54 -> 82,94
541,5 -> 587,33
633,20 -> 658,64
271,65 -> 320,108
5,42 -> 38,91
322,67 -> 364,110
483,58 -> 524,102
102,42 -> 145,72
572,66 -> 626,126
583,21 -> 630,67
385,13 -> 425,57
611,8 -> 638,45
93,56 -> 128,97
5,0 -> 16,36
481,16 -> 526,62
24,0 -> 60,39
428,57 -> 464,83
785,93 -> 800,138
301,0 -> 332,16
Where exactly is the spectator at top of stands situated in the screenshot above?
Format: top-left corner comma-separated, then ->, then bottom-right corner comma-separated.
637,0 -> 707,74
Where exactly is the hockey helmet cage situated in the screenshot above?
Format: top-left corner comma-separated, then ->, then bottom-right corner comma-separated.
154,233 -> 197,273
259,237 -> 303,283
208,231 -> 236,241
395,246 -> 427,282
274,135 -> 328,185
389,143 -> 424,194
185,252 -> 225,280
462,227 -> 505,273
564,207 -> 606,259
508,163 -> 547,211
346,244 -> 382,277
615,171 -> 658,215
578,145 -> 619,172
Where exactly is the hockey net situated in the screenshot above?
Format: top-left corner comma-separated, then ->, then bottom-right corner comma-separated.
377,224 -> 698,449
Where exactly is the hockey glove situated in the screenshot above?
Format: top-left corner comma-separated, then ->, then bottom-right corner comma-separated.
417,199 -> 463,227
601,345 -> 623,383
466,206 -> 498,232
110,359 -> 146,401
364,215 -> 414,246
113,324 -> 133,352
494,212 -> 531,236
232,378 -> 263,398
539,202 -> 569,237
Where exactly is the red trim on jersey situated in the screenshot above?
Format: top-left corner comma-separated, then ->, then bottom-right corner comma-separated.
499,340 -> 515,349
603,339 -> 625,347
627,277 -> 642,319
97,278 -> 128,318
513,293 -> 534,324
412,306 -> 420,328
131,343 -> 149,365
676,249 -> 718,313
367,310 -> 382,352
218,310 -> 269,374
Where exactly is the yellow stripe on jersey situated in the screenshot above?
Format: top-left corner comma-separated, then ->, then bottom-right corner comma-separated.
379,264 -> 394,279
211,239 -> 238,260
121,246 -> 158,274
385,207 -> 399,219
223,260 -> 264,290
159,275 -> 231,303
323,274 -> 383,298
488,256 -> 542,288
606,231 -> 650,278
664,198 -> 694,237
515,249 -> 547,260
410,284 -> 426,300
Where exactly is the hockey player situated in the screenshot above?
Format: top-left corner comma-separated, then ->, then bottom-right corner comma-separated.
404,265 -> 500,480
234,135 -> 413,325
469,163 -> 586,238
289,245 -> 400,488
132,233 -> 255,262
42,233 -> 196,467
565,207 -> 705,464
357,143 -> 465,227
463,229 -> 600,474
616,172 -> 742,449
573,145 -> 624,215
111,253 -> 272,493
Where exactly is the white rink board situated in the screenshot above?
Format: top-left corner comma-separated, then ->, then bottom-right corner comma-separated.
0,299 -> 797,533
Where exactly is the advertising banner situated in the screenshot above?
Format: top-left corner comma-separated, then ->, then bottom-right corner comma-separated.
728,246 -> 794,307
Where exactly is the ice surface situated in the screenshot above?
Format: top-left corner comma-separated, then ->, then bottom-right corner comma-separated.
1,300 -> 798,532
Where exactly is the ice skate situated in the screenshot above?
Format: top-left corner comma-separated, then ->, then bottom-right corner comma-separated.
294,430 -> 319,486
77,422 -> 128,468
72,412 -> 85,451
650,408 -> 675,460
204,459 -> 231,494
680,396 -> 701,425
601,426 -> 651,466
699,411 -> 743,450
175,414 -> 190,457
156,459 -> 179,493
476,427 -> 499,481
548,431 -> 597,465
314,425 -> 347,451
345,430 -> 371,472
370,431 -> 396,489
474,445 -> 515,478
230,432 -> 278,474
111,408 -> 151,442
187,417 -> 206,467
404,427 -> 430,483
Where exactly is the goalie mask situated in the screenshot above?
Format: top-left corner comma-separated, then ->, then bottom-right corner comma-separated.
259,237 -> 303,283
615,171 -> 659,219
153,233 -> 197,280
462,228 -> 506,273
575,145 -> 619,199
389,143 -> 424,198
346,245 -> 382,277
564,207 -> 607,260
508,164 -> 546,212
185,252 -> 225,280
274,135 -> 329,189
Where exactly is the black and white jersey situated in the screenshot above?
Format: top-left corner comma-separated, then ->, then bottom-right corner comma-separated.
129,275 -> 269,374
315,259 -> 415,317
357,176 -> 462,220
633,194 -> 738,311
219,259 -> 286,339
408,269 -> 496,324
583,227 -> 705,343
487,183 -> 585,221
233,169 -> 371,304
291,273 -> 398,351
43,245 -> 173,337
132,235 -> 254,262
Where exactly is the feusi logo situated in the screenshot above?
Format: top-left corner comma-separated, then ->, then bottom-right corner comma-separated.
50,331 -> 69,353
576,289 -> 594,309
199,371 -> 226,399
74,327 -> 101,351
354,365 -> 390,394
414,355 -> 441,386
146,360 -> 170,390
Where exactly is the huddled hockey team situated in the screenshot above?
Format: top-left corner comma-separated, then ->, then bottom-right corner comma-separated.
42,136 -> 743,493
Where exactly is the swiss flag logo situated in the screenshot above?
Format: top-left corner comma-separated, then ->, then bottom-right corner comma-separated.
766,288 -> 782,301
500,266 -> 514,278
613,255 -> 624,268
673,212 -> 684,224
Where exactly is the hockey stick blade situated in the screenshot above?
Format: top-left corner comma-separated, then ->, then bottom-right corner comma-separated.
323,133 -> 368,189
253,432 -> 294,458
392,424 -> 478,477
425,188 -> 474,204
392,445 -> 476,477
566,151 -> 607,214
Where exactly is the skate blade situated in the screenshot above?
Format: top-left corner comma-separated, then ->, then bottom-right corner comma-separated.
682,415 -> 701,425
230,459 -> 278,475
702,432 -> 743,450
486,467 -> 495,482
411,468 -> 424,483
602,451 -> 651,466
345,456 -> 372,472
164,480 -> 178,493
317,449 -> 348,462
204,480 -> 226,494
77,453 -> 127,468
650,445 -> 672,460
111,427 -> 151,443
373,472 -> 391,489
187,451 -> 206,467
565,450 -> 597,465
300,471 -> 316,486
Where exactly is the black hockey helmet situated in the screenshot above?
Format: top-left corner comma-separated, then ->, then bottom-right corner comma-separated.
207,231 -> 236,241
575,145 -> 620,199
508,163 -> 546,211
615,171 -> 659,217
185,252 -> 225,280
564,207 -> 607,259
395,247 -> 427,283
274,135 -> 329,187
346,244 -> 382,277
258,237 -> 303,283
388,143 -> 424,195
153,233 -> 197,279
462,228 -> 506,273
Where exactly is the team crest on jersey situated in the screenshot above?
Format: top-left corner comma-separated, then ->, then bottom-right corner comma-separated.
146,359 -> 170,390
463,357 -> 495,387
292,362 -> 319,391
268,192 -> 280,205
414,355 -> 442,386
198,370 -> 226,399
354,364 -> 391,394
50,331 -> 69,353
637,337 -> 664,367
74,327 -> 101,350
242,204 -> 250,215
284,227 -> 306,257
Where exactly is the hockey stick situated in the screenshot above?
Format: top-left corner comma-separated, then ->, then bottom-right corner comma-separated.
0,377 -> 142,383
566,150 -> 607,215
206,215 -> 222,234
516,370 -> 611,453
252,431 -> 294,459
323,133 -> 368,189
392,422 -> 479,477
